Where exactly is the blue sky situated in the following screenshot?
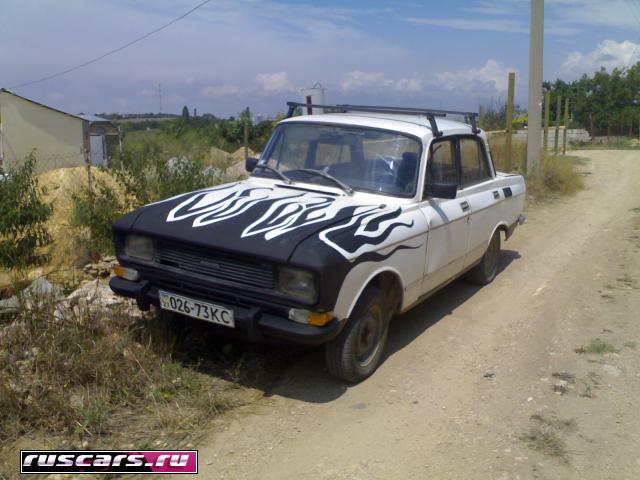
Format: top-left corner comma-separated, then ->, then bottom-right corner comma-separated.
2,0 -> 640,117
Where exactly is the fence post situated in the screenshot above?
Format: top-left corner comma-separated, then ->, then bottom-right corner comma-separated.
562,97 -> 569,155
505,72 -> 515,170
554,94 -> 562,154
83,131 -> 94,216
243,120 -> 249,160
543,90 -> 550,152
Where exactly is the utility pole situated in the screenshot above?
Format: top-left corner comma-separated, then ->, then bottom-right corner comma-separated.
526,0 -> 544,175
505,72 -> 516,170
554,95 -> 561,153
543,90 -> 550,151
562,97 -> 570,155
158,83 -> 163,114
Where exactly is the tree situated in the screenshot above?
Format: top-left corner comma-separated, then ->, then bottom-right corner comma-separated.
0,152 -> 53,269
181,105 -> 190,120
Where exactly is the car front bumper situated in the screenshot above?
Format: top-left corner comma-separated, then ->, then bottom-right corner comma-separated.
109,276 -> 342,345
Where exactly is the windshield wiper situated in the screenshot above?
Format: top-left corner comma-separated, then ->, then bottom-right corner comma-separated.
253,164 -> 292,184
298,168 -> 354,195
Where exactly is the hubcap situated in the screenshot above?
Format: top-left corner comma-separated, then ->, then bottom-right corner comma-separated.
355,308 -> 383,367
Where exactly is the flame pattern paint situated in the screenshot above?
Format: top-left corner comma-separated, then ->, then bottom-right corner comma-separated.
166,185 -> 416,261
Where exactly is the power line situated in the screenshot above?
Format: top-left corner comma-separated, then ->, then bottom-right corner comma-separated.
9,0 -> 213,89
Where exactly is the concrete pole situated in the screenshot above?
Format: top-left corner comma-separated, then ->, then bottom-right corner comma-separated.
562,97 -> 569,155
543,90 -> 550,151
526,0 -> 544,175
505,72 -> 516,170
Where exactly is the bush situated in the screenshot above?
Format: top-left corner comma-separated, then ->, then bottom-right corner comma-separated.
525,155 -> 584,200
112,140 -> 219,206
0,153 -> 53,269
72,139 -> 221,255
72,180 -> 128,256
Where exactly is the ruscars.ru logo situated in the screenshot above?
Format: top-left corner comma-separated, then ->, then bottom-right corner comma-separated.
20,450 -> 198,474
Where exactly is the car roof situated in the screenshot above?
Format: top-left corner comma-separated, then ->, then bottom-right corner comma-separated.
280,112 -> 477,139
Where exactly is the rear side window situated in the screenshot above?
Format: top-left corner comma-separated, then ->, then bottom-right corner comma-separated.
427,139 -> 458,184
459,138 -> 491,187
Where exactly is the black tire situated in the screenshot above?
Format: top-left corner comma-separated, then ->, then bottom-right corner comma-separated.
325,286 -> 390,383
467,231 -> 501,285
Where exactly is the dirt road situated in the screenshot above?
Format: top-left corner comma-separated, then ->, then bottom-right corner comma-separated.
190,150 -> 640,479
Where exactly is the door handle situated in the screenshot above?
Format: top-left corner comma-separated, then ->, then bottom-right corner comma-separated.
493,190 -> 500,199
460,201 -> 470,212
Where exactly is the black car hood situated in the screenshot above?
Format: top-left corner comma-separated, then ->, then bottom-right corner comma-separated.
117,181 -> 387,264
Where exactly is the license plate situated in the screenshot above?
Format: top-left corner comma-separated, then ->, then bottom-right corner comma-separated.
159,290 -> 235,328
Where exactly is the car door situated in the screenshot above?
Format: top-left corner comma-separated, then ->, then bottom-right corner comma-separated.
419,137 -> 471,294
458,136 -> 501,268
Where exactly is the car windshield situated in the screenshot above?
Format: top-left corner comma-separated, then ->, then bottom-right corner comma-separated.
254,123 -> 422,197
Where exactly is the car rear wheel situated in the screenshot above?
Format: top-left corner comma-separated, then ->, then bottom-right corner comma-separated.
325,286 -> 390,383
467,231 -> 501,285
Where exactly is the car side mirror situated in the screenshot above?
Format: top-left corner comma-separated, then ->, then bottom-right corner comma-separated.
424,181 -> 458,199
245,156 -> 259,172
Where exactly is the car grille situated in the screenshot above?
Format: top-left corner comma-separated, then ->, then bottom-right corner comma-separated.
153,241 -> 276,290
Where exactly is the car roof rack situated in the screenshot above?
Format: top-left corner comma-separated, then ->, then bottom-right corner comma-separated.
285,101 -> 479,137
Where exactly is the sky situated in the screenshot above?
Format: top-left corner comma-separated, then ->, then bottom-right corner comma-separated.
2,0 -> 640,118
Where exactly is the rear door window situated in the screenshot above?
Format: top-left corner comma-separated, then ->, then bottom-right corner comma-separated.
427,138 -> 458,184
459,137 -> 491,187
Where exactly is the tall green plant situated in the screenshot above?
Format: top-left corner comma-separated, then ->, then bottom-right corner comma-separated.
0,152 -> 53,269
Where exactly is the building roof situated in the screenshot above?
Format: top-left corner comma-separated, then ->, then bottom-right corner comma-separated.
77,113 -> 113,124
0,88 -> 114,124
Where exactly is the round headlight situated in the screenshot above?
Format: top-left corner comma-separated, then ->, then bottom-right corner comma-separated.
125,235 -> 154,261
277,267 -> 316,301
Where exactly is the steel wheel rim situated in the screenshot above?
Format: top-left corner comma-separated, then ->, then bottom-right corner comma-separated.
484,236 -> 499,274
355,308 -> 383,367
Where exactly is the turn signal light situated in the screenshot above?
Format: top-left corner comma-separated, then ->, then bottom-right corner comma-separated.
307,312 -> 332,327
113,265 -> 140,281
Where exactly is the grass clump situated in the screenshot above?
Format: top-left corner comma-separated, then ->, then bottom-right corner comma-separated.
524,155 -> 584,202
521,427 -> 570,464
521,414 -> 576,464
0,287 -> 254,454
488,135 -> 584,202
574,338 -> 618,355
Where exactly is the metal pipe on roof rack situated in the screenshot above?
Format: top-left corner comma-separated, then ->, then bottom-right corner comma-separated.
284,101 -> 478,137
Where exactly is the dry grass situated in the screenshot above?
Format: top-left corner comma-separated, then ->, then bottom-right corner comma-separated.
575,338 -> 618,355
488,134 -> 584,204
521,414 -> 576,464
0,287 -> 269,476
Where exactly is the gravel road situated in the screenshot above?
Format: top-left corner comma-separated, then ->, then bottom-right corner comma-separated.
188,150 -> 640,480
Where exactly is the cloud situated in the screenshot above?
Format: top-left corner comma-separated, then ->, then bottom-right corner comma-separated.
341,71 -> 424,93
436,59 -> 516,93
139,88 -> 156,97
561,39 -> 640,75
405,16 -> 527,33
255,72 -> 293,93
201,84 -> 242,98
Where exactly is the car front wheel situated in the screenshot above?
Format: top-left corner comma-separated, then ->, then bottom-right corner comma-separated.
325,286 -> 390,383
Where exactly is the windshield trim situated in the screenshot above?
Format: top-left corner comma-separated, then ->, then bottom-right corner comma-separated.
252,121 -> 423,199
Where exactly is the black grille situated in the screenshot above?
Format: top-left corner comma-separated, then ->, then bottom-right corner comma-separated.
153,241 -> 276,289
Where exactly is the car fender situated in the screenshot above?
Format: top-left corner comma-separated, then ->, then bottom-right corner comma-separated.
331,235 -> 425,320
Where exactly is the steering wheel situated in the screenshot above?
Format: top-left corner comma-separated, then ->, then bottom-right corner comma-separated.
372,170 -> 396,185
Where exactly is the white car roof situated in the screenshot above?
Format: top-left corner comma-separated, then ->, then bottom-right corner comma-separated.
281,112 -> 479,140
